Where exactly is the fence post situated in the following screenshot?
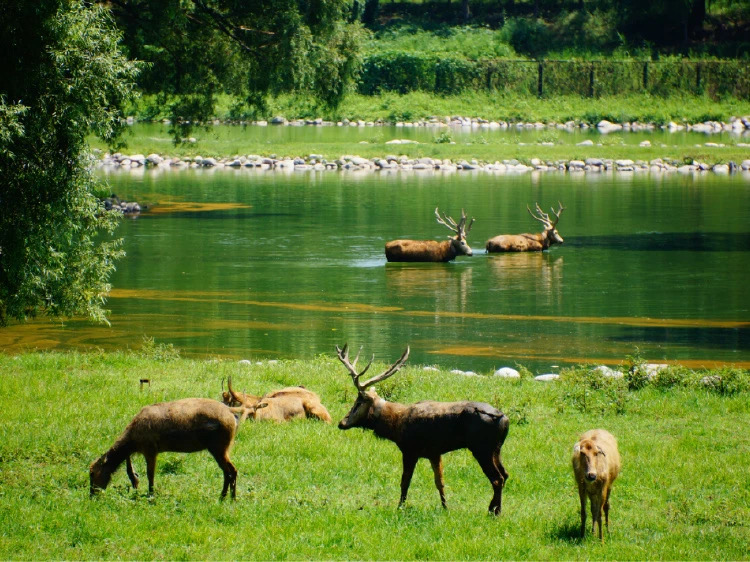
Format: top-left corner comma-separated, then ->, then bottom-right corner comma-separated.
537,61 -> 543,97
643,62 -> 649,91
696,63 -> 702,92
589,64 -> 595,97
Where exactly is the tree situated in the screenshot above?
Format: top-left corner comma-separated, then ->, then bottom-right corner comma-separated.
105,0 -> 364,136
0,1 -> 139,325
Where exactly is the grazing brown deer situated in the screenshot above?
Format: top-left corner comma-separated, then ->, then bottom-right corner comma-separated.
222,378 -> 332,423
89,398 -> 261,499
336,344 -> 510,514
486,202 -> 565,252
385,208 -> 475,262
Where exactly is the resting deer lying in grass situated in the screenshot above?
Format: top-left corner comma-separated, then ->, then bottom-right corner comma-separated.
222,378 -> 332,423
486,202 -> 565,252
385,208 -> 475,262
336,344 -> 510,514
89,398 -> 261,499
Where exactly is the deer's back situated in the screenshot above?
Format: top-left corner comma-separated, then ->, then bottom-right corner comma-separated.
486,234 -> 542,252
385,239 -> 451,262
398,400 -> 508,456
127,398 -> 236,453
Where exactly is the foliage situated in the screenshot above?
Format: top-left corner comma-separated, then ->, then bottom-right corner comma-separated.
0,351 -> 748,559
104,0 -> 364,139
0,0 -> 137,325
139,336 -> 181,362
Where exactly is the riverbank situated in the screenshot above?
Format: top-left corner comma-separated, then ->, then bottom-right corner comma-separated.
1,350 -> 747,560
96,149 -> 750,176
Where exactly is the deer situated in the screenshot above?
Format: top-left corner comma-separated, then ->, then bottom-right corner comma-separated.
335,344 -> 510,514
486,202 -> 565,252
89,398 -> 262,499
385,208 -> 475,262
572,429 -> 622,542
222,378 -> 332,423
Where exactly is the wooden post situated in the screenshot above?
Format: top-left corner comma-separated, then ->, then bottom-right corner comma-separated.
589,64 -> 595,97
643,61 -> 649,91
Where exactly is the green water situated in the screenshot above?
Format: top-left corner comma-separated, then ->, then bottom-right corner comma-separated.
4,169 -> 749,373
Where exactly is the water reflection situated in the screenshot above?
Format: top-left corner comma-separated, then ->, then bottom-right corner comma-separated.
486,253 -> 564,305
385,263 -> 474,312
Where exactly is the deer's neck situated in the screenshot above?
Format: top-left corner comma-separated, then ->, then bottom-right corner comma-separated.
368,398 -> 409,444
538,230 -> 552,249
102,438 -> 136,474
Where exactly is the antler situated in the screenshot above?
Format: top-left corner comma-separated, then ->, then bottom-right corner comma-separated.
527,201 -> 565,228
336,344 -> 410,393
435,208 -> 474,237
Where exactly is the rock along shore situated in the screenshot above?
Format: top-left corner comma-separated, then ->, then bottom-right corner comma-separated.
97,115 -> 750,176
96,151 -> 750,177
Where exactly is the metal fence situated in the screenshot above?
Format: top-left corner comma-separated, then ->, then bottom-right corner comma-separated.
361,56 -> 750,99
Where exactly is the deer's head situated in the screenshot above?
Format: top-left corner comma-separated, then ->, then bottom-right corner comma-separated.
528,202 -> 565,245
435,208 -> 475,256
336,344 -> 410,430
574,439 -> 606,482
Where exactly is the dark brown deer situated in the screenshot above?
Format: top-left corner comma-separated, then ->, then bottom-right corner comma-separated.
89,398 -> 260,499
486,202 -> 565,252
222,378 -> 332,423
336,344 -> 510,514
385,208 -> 475,262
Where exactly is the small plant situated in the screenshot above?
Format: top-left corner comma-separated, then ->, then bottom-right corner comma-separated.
434,131 -> 453,144
139,335 -> 180,361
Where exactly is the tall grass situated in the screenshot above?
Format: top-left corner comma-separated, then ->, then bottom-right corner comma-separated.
0,351 -> 748,559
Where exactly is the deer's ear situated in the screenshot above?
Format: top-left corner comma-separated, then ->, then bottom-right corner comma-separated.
573,444 -> 581,454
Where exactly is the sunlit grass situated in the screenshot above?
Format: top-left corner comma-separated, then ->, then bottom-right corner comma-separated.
0,351 -> 748,559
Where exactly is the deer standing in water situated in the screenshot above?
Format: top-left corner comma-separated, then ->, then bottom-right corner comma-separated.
486,202 -> 565,252
336,344 -> 510,514
385,208 -> 475,262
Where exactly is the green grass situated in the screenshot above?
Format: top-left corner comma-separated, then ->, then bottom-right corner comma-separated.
1,351 -> 748,559
100,92 -> 750,164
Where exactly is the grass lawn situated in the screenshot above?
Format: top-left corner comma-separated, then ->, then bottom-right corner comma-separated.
0,350 -> 747,559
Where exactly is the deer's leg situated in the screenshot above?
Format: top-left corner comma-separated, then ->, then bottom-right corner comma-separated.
305,403 -> 332,423
145,452 -> 157,496
429,456 -> 447,508
126,455 -> 139,489
591,495 -> 603,542
399,454 -> 418,508
473,450 -> 505,515
578,486 -> 587,538
493,447 -> 509,484
210,447 -> 237,500
603,485 -> 612,533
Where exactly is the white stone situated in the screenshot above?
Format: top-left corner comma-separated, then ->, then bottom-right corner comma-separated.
592,365 -> 623,378
535,374 -> 559,382
494,367 -> 520,378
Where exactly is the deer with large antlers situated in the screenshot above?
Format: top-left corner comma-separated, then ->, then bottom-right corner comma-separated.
336,344 -> 510,514
486,202 -> 566,252
385,208 -> 475,262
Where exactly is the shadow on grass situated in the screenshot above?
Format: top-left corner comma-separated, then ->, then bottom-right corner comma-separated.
552,521 -> 584,544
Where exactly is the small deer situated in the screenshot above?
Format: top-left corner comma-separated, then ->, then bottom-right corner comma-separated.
572,429 -> 621,542
486,202 -> 565,252
385,208 -> 475,262
336,344 -> 510,514
89,398 -> 260,499
222,378 -> 332,423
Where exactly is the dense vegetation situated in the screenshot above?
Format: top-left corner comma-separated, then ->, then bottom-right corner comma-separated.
102,0 -> 748,126
0,0 -> 137,325
0,350 -> 747,559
